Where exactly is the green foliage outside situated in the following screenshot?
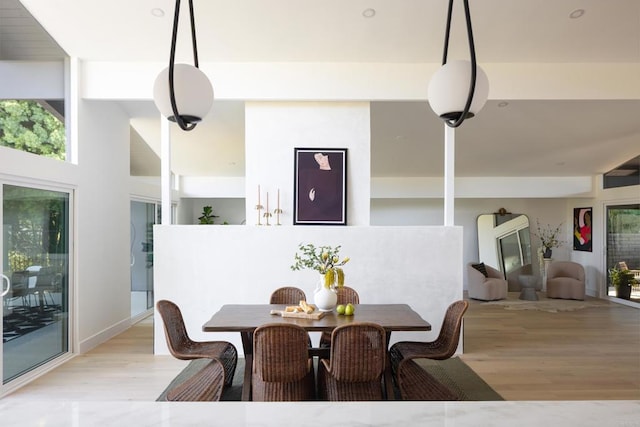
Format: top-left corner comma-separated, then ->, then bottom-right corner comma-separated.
0,100 -> 66,160
4,185 -> 69,272
608,208 -> 640,233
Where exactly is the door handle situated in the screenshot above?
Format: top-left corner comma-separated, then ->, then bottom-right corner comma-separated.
1,274 -> 9,297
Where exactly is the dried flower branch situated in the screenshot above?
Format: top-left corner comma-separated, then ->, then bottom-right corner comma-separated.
291,243 -> 350,288
533,219 -> 564,249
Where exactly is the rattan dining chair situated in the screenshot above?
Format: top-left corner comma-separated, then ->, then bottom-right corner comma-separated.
252,323 -> 316,401
269,286 -> 307,304
317,322 -> 386,401
319,286 -> 360,348
268,286 -> 313,347
389,300 -> 468,378
156,299 -> 238,387
164,358 -> 226,401
394,359 -> 460,400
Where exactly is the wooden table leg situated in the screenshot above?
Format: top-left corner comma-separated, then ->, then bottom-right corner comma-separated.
240,331 -> 253,401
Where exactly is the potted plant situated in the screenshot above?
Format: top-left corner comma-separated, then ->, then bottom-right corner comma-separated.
198,206 -> 219,224
609,267 -> 636,300
534,219 -> 563,259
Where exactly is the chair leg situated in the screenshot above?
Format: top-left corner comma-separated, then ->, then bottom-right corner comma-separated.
42,290 -> 55,306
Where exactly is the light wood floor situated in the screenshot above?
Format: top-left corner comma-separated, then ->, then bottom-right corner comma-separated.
462,296 -> 640,400
4,296 -> 640,402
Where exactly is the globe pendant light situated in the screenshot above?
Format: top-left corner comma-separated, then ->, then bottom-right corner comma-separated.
153,0 -> 213,131
428,0 -> 489,128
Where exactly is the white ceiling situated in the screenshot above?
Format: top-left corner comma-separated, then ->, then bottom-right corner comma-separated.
7,0 -> 640,179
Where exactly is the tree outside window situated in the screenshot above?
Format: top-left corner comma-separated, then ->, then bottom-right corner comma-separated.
0,100 -> 66,160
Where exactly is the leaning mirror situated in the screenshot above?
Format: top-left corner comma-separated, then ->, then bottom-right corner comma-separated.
477,212 -> 533,291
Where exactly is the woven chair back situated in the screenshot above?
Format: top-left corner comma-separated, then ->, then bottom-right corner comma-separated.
254,323 -> 310,382
156,299 -> 192,355
269,286 -> 307,304
433,300 -> 469,359
329,322 -> 386,382
336,286 -> 360,305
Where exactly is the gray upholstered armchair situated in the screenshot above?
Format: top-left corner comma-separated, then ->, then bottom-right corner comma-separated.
546,261 -> 585,300
467,262 -> 508,301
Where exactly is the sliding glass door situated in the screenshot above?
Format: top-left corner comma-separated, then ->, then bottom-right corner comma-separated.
606,204 -> 640,303
1,183 -> 70,392
130,200 -> 158,318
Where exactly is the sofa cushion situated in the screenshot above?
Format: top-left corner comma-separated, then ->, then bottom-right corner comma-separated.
471,262 -> 488,278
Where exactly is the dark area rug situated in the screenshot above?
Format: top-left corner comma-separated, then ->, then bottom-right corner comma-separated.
158,356 -> 502,401
2,305 -> 61,343
412,357 -> 503,401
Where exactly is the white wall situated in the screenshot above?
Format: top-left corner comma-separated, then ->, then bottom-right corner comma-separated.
371,198 -> 572,290
0,61 -> 64,99
154,225 -> 463,356
244,102 -> 371,226
569,182 -> 640,298
0,61 -> 145,354
74,100 -> 134,351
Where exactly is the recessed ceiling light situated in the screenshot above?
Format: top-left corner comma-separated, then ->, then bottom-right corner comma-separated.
569,9 -> 585,19
497,101 -> 509,108
151,8 -> 165,18
362,8 -> 376,18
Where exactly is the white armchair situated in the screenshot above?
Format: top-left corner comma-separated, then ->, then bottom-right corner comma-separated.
546,261 -> 585,300
467,262 -> 508,301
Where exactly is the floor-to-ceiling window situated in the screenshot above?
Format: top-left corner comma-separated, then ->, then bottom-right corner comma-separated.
606,204 -> 640,303
1,183 -> 70,392
130,200 -> 157,318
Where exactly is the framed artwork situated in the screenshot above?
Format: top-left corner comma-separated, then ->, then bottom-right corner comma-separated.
573,207 -> 592,252
293,148 -> 347,225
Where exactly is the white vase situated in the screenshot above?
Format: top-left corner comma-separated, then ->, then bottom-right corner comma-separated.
314,279 -> 338,312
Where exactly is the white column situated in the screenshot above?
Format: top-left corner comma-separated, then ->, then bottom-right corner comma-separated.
443,124 -> 455,226
66,57 -> 79,165
160,117 -> 171,225
543,258 -> 553,292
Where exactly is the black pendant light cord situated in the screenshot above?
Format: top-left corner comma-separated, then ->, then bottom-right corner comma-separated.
168,0 -> 200,131
441,0 -> 478,128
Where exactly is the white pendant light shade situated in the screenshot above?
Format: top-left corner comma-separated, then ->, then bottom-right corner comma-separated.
428,60 -> 489,120
153,63 -> 214,123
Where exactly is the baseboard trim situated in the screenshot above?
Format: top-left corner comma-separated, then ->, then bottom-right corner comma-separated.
78,317 -> 131,354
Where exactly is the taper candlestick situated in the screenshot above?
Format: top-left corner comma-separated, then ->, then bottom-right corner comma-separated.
273,208 -> 283,225
255,204 -> 263,225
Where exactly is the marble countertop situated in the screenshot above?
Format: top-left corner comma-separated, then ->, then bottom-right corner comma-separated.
1,400 -> 637,427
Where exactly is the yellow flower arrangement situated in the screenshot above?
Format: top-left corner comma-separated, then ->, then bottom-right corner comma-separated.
291,243 -> 350,289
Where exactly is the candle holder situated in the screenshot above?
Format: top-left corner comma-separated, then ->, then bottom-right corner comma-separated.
273,208 -> 283,225
263,210 -> 272,226
255,204 -> 263,225
263,192 -> 271,225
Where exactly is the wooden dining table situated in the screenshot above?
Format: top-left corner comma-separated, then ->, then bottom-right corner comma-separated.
202,303 -> 431,401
